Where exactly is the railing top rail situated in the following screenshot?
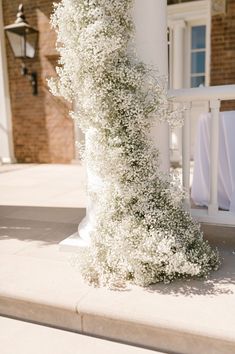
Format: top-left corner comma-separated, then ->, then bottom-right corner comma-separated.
168,84 -> 235,102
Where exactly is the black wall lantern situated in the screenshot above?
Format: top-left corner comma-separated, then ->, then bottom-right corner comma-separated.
4,4 -> 39,95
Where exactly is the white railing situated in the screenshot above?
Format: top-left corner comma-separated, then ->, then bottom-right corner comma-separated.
168,84 -> 235,226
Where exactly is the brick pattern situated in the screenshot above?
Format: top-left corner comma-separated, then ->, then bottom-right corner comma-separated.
2,0 -> 74,163
210,0 -> 235,110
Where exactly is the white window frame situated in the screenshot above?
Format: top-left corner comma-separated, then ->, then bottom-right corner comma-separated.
167,0 -> 211,89
186,19 -> 209,88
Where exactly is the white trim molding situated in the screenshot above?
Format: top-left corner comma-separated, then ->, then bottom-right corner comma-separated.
168,0 -> 211,23
0,0 -> 15,164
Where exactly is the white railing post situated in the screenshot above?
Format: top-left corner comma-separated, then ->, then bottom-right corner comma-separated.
182,102 -> 192,210
208,99 -> 220,215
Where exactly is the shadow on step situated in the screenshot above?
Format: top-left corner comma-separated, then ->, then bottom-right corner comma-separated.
0,205 -> 85,245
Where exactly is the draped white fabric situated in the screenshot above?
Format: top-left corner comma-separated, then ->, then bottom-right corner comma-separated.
191,111 -> 235,212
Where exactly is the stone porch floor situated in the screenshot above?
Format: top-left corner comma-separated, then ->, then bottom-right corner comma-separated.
0,164 -> 235,353
0,163 -> 86,207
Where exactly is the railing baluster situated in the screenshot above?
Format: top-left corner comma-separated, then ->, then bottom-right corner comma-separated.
208,99 -> 220,215
182,102 -> 191,210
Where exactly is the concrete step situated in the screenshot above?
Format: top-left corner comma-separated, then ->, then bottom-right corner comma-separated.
0,316 -> 164,354
0,249 -> 235,354
0,206 -> 235,354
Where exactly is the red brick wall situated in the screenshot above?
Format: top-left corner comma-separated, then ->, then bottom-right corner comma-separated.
210,0 -> 235,110
2,0 -> 75,163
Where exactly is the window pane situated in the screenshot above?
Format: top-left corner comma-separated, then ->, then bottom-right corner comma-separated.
191,76 -> 205,88
191,51 -> 205,73
192,25 -> 206,49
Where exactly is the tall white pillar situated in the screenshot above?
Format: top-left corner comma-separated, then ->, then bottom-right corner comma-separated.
60,0 -> 170,250
0,1 -> 15,164
72,101 -> 85,163
133,0 -> 169,172
170,20 -> 185,164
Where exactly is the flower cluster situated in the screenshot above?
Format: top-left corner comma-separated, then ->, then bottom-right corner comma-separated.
49,0 -> 220,288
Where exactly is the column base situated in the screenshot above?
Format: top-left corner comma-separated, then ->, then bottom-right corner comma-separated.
59,232 -> 90,252
0,157 -> 16,164
60,215 -> 92,252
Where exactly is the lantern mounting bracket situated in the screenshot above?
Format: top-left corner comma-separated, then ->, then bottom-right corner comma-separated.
21,64 -> 38,96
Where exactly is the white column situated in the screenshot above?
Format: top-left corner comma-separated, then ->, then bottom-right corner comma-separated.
170,20 -> 185,164
72,123 -> 83,162
72,101 -> 85,163
0,0 -> 15,164
60,0 -> 170,250
133,0 -> 169,172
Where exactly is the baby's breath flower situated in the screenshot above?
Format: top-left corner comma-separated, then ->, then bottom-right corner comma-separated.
49,0 -> 220,288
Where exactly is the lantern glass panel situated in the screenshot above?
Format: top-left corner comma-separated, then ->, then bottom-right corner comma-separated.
6,30 -> 25,57
25,31 -> 38,58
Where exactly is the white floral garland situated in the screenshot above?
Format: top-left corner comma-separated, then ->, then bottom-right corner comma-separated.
49,0 -> 219,288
